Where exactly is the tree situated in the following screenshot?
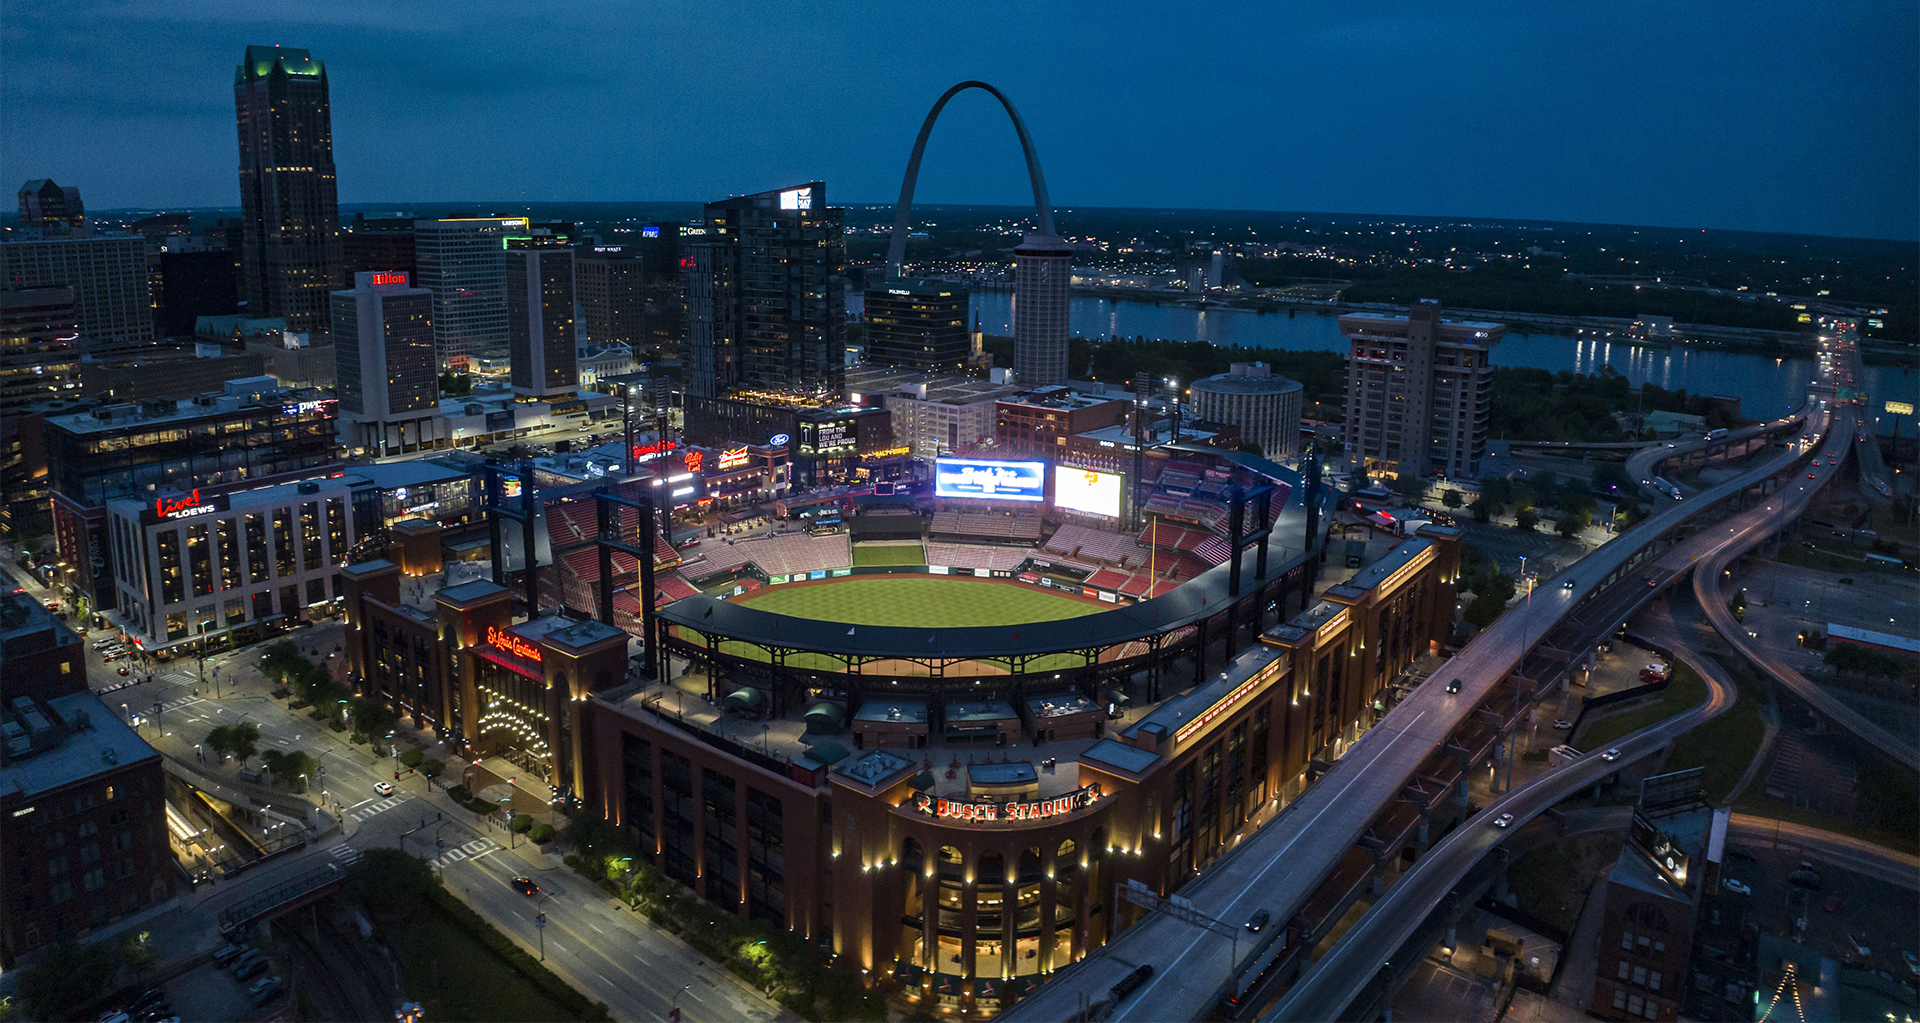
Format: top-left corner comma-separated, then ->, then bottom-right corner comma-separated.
1516,508 -> 1540,532
1464,594 -> 1507,630
1481,571 -> 1518,604
1730,589 -> 1747,621
260,749 -> 319,789
1557,516 -> 1582,539
1591,460 -> 1633,494
1441,489 -> 1464,510
348,696 -> 397,742
205,722 -> 261,766
260,640 -> 307,689
1481,477 -> 1516,507
1389,473 -> 1427,505
1470,498 -> 1494,524
346,849 -> 437,924
15,933 -> 120,1021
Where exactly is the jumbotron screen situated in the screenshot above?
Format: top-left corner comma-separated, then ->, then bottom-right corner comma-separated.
1053,466 -> 1123,518
933,457 -> 1046,502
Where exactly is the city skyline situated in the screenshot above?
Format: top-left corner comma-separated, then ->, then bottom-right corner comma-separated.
0,3 -> 1914,241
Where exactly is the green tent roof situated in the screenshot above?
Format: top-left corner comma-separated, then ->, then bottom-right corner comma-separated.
723,687 -> 765,709
807,741 -> 851,765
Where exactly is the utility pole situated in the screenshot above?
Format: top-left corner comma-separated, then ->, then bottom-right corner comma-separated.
1511,556 -> 1533,794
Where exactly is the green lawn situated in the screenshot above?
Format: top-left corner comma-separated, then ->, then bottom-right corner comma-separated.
396,897 -> 593,1022
851,544 -> 927,567
1575,662 -> 1710,751
1506,832 -> 1624,936
1662,656 -> 1769,805
736,576 -> 1099,628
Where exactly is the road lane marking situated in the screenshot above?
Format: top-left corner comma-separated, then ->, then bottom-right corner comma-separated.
588,921 -> 605,934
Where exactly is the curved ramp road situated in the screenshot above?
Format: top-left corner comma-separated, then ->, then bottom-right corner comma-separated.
1002,405 -> 1833,1023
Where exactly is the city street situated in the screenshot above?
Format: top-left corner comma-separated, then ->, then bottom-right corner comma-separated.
3,558 -> 786,1023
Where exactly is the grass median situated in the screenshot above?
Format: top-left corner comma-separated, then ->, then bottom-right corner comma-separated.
1575,661 -> 1710,752
1662,656 -> 1768,805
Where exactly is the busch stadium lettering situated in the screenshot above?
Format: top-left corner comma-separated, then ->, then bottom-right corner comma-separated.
911,785 -> 1100,823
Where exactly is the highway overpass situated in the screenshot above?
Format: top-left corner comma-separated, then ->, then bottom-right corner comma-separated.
1001,408 -> 1834,1022
1270,403 -> 1859,1021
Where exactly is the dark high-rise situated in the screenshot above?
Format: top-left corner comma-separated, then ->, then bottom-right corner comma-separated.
506,238 -> 578,398
576,248 -> 646,349
1013,234 -> 1071,387
15,179 -> 84,237
234,45 -> 343,336
685,182 -> 845,399
863,278 -> 969,372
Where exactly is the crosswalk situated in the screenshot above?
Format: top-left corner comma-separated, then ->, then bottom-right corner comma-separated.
348,796 -> 409,823
160,671 -> 196,687
435,837 -> 502,868
328,844 -> 364,868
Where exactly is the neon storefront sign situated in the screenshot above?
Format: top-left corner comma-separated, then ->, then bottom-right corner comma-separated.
718,447 -> 750,470
369,272 -> 408,286
154,490 -> 218,521
484,626 -> 542,663
910,785 -> 1100,823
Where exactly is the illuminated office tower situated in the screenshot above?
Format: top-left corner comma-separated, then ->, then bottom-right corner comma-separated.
234,45 -> 343,335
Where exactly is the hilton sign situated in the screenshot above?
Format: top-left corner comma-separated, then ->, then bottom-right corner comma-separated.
910,785 -> 1100,824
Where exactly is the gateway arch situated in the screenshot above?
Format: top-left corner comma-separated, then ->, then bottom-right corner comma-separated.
885,81 -> 1070,387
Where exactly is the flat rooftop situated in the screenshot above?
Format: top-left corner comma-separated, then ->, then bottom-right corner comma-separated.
0,692 -> 159,800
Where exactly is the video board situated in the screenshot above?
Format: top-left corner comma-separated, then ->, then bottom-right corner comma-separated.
933,457 -> 1046,502
1053,466 -> 1123,518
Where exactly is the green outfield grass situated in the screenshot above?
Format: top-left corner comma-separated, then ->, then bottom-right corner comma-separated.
736,576 -> 1098,628
852,544 -> 927,567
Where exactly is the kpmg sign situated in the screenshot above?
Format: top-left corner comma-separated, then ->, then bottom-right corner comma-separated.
933,457 -> 1046,502
910,785 -> 1100,824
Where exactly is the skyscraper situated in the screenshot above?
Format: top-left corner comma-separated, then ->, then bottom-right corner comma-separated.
0,288 -> 81,414
234,45 -> 343,336
575,248 -> 646,349
684,182 -> 845,400
506,238 -> 578,398
0,233 -> 152,342
331,271 -> 438,456
15,179 -> 84,237
1012,234 -> 1071,387
863,278 -> 969,372
412,216 -> 526,370
1340,300 -> 1505,480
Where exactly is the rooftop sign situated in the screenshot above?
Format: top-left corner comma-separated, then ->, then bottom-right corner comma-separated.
910,785 -> 1100,824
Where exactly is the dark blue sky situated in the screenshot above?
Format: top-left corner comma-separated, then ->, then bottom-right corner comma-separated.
4,1 -> 1915,239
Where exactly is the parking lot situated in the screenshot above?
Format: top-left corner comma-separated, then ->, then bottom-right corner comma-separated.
1718,838 -> 1919,979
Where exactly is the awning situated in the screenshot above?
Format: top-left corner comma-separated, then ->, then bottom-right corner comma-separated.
1104,691 -> 1132,707
803,701 -> 846,734
911,771 -> 936,791
723,687 -> 765,710
807,740 -> 851,765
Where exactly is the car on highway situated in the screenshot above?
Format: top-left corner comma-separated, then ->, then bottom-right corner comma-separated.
512,875 -> 540,896
1492,813 -> 1513,828
1723,879 -> 1752,896
1246,908 -> 1270,932
1644,575 -> 1657,587
1808,473 -> 1817,479
374,781 -> 395,797
1601,748 -> 1621,761
1562,578 -> 1576,591
1445,678 -> 1461,693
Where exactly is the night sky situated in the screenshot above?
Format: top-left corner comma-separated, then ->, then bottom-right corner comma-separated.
3,1 -> 1914,239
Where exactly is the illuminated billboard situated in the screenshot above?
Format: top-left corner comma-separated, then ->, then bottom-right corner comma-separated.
1053,466 -> 1123,518
934,457 -> 1045,502
779,186 -> 815,211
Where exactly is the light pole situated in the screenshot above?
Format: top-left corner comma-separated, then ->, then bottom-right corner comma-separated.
536,891 -> 553,960
1510,557 -> 1534,794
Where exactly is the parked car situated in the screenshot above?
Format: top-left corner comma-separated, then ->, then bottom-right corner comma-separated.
247,976 -> 283,1005
230,954 -> 269,981
1723,879 -> 1752,896
1552,719 -> 1573,730
212,942 -> 248,965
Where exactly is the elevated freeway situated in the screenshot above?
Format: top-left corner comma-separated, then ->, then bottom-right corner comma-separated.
1270,402 -> 1859,1021
1627,413 -> 1807,502
1000,401 -> 1836,1023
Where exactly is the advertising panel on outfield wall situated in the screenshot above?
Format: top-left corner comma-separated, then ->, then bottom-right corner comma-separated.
934,457 -> 1046,502
1053,465 -> 1123,518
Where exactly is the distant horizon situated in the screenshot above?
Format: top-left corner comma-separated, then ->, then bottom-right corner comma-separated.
22,201 -> 1916,246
